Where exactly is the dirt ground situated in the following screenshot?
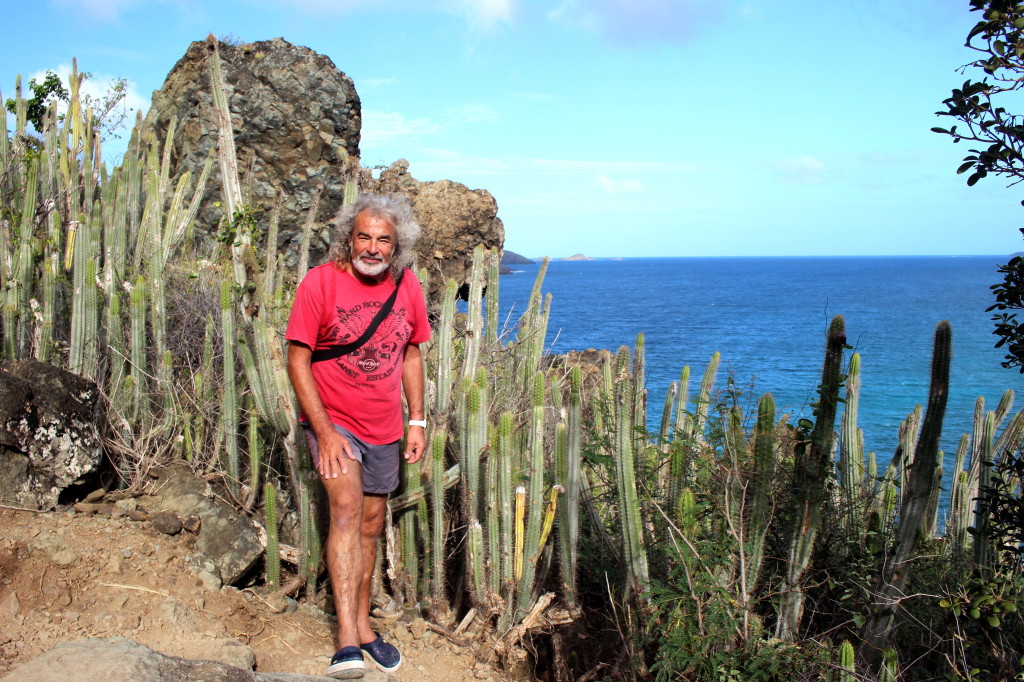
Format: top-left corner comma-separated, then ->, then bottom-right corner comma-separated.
0,506 -> 514,680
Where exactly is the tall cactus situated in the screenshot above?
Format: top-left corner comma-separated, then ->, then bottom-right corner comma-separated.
776,315 -> 845,641
839,352 -> 865,532
556,367 -> 583,608
859,321 -> 951,669
265,482 -> 281,590
745,392 -> 776,595
613,346 -> 650,599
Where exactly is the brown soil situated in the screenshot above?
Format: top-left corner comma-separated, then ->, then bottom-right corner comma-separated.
0,506 -> 515,681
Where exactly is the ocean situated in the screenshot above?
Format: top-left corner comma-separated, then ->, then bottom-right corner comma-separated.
496,256 -> 1024,498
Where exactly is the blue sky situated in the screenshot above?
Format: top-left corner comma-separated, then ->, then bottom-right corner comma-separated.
2,0 -> 1020,258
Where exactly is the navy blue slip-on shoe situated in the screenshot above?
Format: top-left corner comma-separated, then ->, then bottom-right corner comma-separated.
360,632 -> 402,673
326,645 -> 365,679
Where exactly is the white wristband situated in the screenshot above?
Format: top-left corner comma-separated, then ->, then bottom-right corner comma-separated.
408,419 -> 427,428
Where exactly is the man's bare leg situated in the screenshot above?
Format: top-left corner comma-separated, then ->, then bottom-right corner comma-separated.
322,465 -> 367,650
356,494 -> 388,643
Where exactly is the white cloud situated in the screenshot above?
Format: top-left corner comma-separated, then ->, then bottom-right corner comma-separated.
547,0 -> 727,45
448,0 -> 514,30
596,174 -> 644,194
361,110 -> 443,147
774,156 -> 827,184
359,78 -> 400,91
444,103 -> 501,125
404,148 -> 694,177
246,0 -> 514,31
52,0 -> 142,21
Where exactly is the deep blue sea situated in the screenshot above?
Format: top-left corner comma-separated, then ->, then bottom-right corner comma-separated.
495,256 -> 1024,500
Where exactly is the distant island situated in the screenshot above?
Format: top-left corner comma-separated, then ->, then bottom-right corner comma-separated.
562,253 -> 593,261
501,250 -> 535,265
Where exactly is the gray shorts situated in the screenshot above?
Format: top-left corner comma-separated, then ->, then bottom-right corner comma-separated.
305,423 -> 400,495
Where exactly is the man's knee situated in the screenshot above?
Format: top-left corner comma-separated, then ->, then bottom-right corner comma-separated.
361,497 -> 387,537
326,491 -> 364,530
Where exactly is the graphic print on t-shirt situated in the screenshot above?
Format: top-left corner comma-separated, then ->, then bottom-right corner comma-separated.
329,301 -> 410,383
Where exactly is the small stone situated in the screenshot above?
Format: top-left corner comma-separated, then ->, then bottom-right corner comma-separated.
391,623 -> 412,643
182,515 -> 202,533
285,597 -> 298,613
150,511 -> 182,535
196,570 -> 222,592
266,592 -> 288,614
72,502 -> 99,514
82,488 -> 106,503
114,498 -> 138,512
127,510 -> 148,522
410,617 -> 428,640
122,549 -> 133,559
0,591 -> 20,618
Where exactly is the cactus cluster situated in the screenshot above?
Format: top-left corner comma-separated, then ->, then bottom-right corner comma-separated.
5,62 -> 1024,679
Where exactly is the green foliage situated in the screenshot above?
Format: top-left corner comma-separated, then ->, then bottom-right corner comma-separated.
939,570 -> 1024,679
5,71 -> 68,132
933,1 -> 1024,371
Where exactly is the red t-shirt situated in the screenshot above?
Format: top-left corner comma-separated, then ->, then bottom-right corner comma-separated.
285,263 -> 431,444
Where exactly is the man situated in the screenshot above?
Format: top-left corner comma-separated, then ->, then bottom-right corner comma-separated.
285,193 -> 430,679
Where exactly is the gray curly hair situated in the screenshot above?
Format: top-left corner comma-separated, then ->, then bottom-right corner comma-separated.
327,193 -> 421,278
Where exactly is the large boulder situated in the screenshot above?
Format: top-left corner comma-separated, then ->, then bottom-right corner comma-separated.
140,36 -> 361,267
0,360 -> 103,509
369,159 -> 505,303
137,462 -> 263,586
0,637 -> 340,682
141,37 -> 505,302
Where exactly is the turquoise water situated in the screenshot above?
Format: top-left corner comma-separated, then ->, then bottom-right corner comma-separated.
496,256 -> 1024,502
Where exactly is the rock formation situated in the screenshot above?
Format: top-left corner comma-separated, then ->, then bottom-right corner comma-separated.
137,461 -> 263,586
141,37 -> 359,269
0,637 -> 338,682
0,360 -> 103,509
141,37 -> 504,299
368,159 -> 504,302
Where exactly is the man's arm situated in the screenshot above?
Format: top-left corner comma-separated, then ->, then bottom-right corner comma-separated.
286,341 -> 355,478
402,343 -> 425,464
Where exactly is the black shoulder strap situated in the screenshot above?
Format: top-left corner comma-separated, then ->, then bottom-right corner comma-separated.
311,271 -> 405,364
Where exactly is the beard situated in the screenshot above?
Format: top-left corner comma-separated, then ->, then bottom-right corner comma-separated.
352,253 -> 390,277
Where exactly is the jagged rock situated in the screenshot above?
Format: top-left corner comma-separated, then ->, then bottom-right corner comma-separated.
0,637 -> 339,681
150,511 -> 183,536
0,360 -> 103,510
140,463 -> 261,585
141,37 -> 360,269
142,38 -> 504,303
369,160 -> 505,304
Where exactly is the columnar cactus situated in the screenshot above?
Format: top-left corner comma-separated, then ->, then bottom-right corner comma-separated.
776,315 -> 845,641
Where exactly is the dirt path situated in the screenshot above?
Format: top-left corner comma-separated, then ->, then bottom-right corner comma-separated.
0,507 -> 511,680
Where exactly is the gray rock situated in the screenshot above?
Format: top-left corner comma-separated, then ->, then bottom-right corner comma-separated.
145,463 -> 262,585
192,638 -> 256,671
29,530 -> 79,566
0,360 -> 103,510
0,637 -> 336,681
140,37 -> 360,270
149,511 -> 183,535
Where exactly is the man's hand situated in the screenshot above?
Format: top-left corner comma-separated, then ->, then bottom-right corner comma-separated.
317,427 -> 358,479
404,425 -> 425,464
